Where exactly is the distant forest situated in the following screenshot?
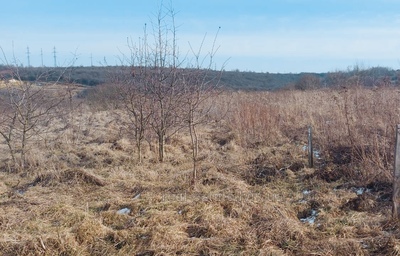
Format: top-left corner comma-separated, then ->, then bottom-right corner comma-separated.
0,65 -> 399,90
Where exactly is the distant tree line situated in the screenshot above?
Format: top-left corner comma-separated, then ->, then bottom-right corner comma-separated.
290,66 -> 399,91
1,64 -> 398,91
0,65 -> 106,86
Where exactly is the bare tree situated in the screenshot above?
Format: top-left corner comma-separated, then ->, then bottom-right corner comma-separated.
115,2 -> 223,167
183,31 -> 223,184
146,5 -> 189,162
116,66 -> 153,163
182,71 -> 221,184
0,76 -> 68,171
0,49 -> 72,171
295,74 -> 321,90
118,4 -> 187,162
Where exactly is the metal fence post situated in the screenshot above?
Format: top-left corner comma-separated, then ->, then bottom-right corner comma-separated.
308,126 -> 314,168
393,124 -> 400,219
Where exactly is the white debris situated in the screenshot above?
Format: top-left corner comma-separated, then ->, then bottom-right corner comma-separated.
300,209 -> 318,225
117,208 -> 131,215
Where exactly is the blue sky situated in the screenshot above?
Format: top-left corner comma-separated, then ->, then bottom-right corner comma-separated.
1,0 -> 400,73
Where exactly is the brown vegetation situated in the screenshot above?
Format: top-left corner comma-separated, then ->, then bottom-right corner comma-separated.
0,84 -> 400,255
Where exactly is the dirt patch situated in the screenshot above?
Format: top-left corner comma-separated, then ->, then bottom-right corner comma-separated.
290,161 -> 305,172
31,169 -> 106,187
330,146 -> 353,165
341,194 -> 377,212
367,181 -> 392,202
186,224 -> 212,238
244,166 -> 281,185
211,130 -> 236,146
309,165 -> 350,183
244,153 -> 283,185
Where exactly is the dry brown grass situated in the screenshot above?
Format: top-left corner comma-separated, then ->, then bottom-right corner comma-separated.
0,86 -> 399,255
227,87 -> 400,184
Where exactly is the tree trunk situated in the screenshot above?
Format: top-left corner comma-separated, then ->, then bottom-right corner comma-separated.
189,123 -> 199,185
21,123 -> 28,170
137,137 -> 142,164
188,108 -> 199,185
158,132 -> 165,162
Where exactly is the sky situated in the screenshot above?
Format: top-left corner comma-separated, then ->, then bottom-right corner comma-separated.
1,0 -> 400,73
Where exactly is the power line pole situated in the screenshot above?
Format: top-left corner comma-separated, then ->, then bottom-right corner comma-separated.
90,53 -> 93,66
41,48 -> 44,67
53,46 -> 57,67
26,46 -> 31,67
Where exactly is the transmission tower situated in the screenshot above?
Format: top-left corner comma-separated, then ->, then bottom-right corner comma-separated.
53,46 -> 57,67
41,48 -> 44,67
26,46 -> 31,67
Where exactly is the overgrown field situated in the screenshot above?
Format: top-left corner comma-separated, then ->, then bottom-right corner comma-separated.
1,86 -> 400,255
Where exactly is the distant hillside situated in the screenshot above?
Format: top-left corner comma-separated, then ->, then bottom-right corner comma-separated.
1,65 -> 398,90
220,71 -> 310,90
220,66 -> 399,90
